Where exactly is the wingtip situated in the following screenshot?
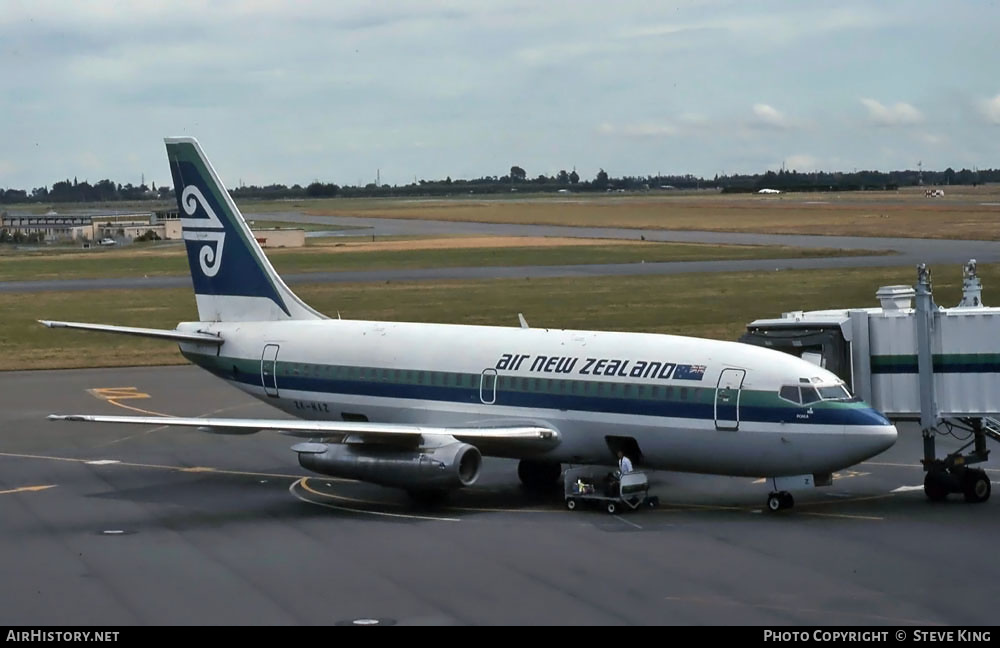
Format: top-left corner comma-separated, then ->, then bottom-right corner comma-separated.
48,414 -> 86,422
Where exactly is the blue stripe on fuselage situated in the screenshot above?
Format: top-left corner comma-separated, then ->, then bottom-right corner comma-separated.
198,356 -> 888,427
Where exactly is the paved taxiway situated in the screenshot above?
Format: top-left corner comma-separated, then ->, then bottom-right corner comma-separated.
4,216 -> 1000,293
2,366 -> 999,625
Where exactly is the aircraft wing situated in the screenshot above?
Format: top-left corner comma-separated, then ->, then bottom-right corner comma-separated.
47,414 -> 560,450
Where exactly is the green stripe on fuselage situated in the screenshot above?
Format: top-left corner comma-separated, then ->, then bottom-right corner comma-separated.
183,351 -> 863,413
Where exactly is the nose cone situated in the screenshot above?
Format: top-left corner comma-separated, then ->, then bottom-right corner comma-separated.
845,419 -> 898,463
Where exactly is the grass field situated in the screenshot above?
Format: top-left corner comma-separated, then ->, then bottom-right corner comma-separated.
0,238 -> 877,282
239,187 -> 1000,240
4,262 -> 992,371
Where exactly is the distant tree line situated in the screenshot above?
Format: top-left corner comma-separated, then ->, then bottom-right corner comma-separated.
4,165 -> 1000,204
0,176 -> 173,204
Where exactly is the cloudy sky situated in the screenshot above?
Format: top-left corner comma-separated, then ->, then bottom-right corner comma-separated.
2,1 -> 999,190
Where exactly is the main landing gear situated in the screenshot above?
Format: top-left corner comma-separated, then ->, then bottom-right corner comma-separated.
766,491 -> 795,512
518,459 -> 562,491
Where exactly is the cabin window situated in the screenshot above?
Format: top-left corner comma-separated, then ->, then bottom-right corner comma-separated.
680,387 -> 688,401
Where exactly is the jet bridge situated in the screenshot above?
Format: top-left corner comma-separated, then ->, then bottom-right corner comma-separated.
741,260 -> 997,503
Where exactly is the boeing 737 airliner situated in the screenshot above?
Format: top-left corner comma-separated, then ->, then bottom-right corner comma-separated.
44,138 -> 897,511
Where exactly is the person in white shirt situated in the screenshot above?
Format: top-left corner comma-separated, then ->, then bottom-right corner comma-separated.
617,450 -> 633,475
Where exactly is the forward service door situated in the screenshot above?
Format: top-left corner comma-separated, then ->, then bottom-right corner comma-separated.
714,368 -> 745,431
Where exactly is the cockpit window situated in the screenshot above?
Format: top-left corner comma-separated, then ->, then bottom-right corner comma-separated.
779,385 -> 801,404
818,384 -> 853,401
800,386 -> 821,405
782,381 -> 854,406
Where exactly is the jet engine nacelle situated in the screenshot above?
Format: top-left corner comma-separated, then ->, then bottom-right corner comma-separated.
295,441 -> 482,490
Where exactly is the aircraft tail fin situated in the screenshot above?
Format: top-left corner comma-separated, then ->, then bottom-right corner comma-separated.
165,137 -> 324,322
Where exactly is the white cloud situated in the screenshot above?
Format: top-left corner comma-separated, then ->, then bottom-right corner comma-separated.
597,122 -> 676,138
915,132 -> 945,145
860,99 -> 923,126
751,104 -> 790,129
979,94 -> 1000,125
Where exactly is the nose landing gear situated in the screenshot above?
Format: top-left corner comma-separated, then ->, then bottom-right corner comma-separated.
766,491 -> 795,512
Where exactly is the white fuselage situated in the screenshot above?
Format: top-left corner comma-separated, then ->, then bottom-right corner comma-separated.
178,318 -> 897,478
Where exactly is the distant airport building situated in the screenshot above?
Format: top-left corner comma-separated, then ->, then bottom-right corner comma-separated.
0,211 -> 164,242
252,228 -> 305,248
0,213 -> 94,241
2,207 -> 303,247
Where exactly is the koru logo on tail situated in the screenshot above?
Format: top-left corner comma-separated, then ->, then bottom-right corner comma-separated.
179,185 -> 226,277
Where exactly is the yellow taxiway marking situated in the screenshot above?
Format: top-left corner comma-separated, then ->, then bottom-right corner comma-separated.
293,478 -> 460,523
752,470 -> 870,485
87,386 -> 173,418
87,387 -> 150,401
0,450 -> 322,481
0,484 -> 57,495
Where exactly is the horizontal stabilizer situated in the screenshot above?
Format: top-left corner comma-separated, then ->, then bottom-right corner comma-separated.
48,414 -> 560,450
39,320 -> 222,344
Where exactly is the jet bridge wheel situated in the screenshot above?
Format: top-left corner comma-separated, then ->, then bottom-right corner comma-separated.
962,469 -> 991,504
923,471 -> 950,502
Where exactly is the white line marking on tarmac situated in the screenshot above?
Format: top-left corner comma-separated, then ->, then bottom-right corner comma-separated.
86,460 -> 120,465
892,486 -> 924,492
614,515 -> 642,529
290,478 -> 460,523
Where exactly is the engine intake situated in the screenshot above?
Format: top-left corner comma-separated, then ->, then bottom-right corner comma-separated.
295,441 -> 482,490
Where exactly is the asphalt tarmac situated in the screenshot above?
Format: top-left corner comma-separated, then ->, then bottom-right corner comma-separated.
2,366 -> 998,625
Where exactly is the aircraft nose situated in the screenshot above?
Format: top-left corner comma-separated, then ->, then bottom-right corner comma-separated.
846,423 -> 898,460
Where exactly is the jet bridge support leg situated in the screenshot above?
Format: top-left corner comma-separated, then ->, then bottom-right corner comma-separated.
915,264 -> 993,503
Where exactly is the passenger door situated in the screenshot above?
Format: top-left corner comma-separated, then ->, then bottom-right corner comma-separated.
714,368 -> 745,431
480,368 -> 497,404
261,344 -> 280,398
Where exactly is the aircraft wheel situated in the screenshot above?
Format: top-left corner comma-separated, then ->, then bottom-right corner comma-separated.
780,492 -> 795,509
647,496 -> 659,508
518,460 -> 562,491
962,469 -> 991,504
566,498 -> 577,511
767,492 -> 782,512
924,471 -> 949,502
606,502 -> 617,514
